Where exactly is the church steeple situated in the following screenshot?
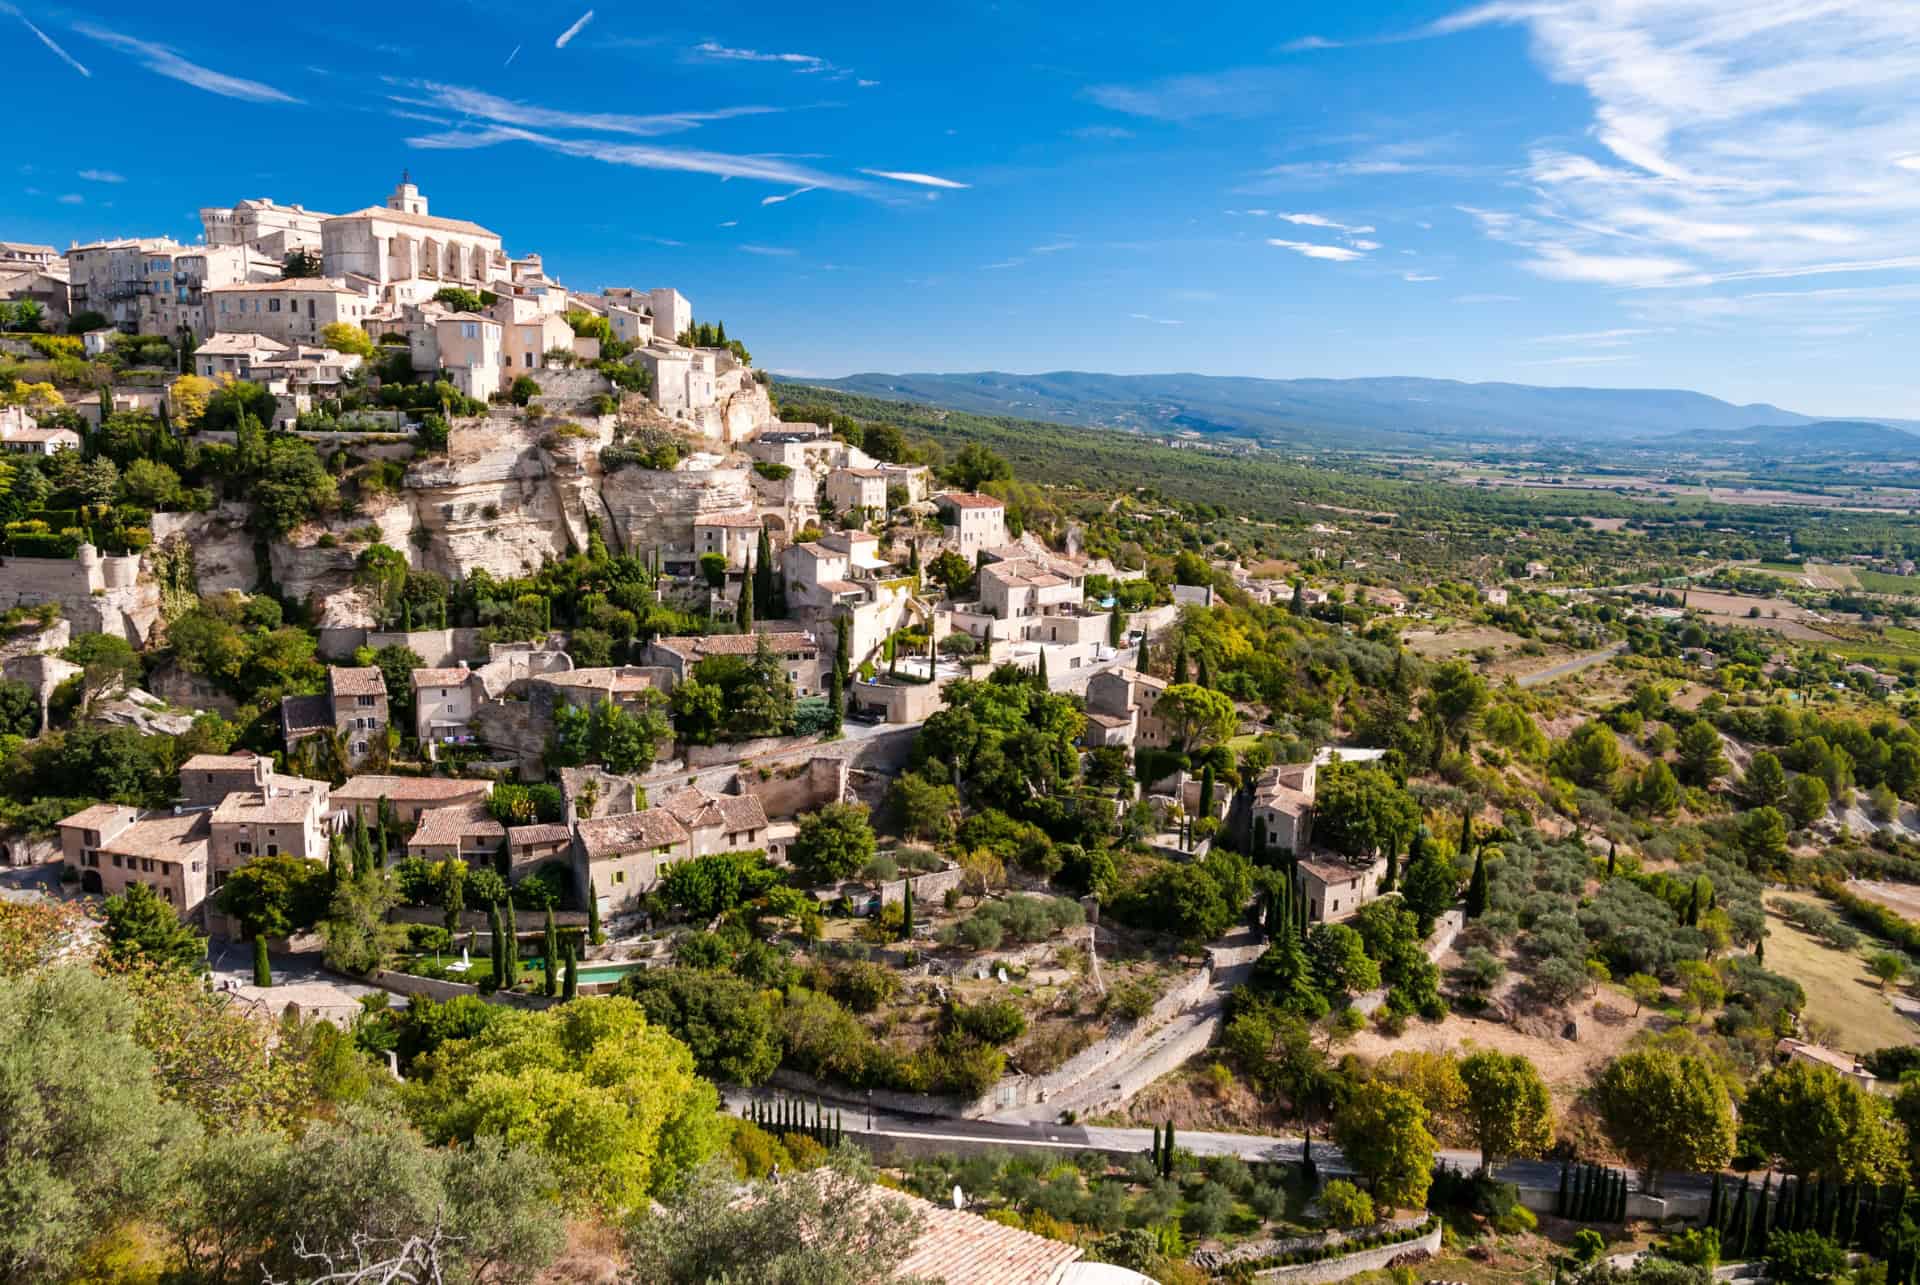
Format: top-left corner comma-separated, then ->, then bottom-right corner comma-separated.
386,173 -> 427,217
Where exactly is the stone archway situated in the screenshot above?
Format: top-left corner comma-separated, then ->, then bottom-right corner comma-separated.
80,869 -> 102,894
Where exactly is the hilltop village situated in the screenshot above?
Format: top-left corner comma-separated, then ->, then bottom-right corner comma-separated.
8,181 -> 1920,1285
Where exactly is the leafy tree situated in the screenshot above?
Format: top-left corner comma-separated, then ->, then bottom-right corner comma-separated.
0,678 -> 38,737
216,854 -> 331,941
102,882 -> 207,973
1312,763 -> 1418,859
945,442 -> 1011,491
1318,1179 -> 1376,1229
1398,830 -> 1458,933
1553,721 -> 1625,790
548,693 -> 671,774
318,864 -> 408,975
890,770 -> 958,843
406,997 -> 724,1211
1459,1050 -> 1554,1173
928,548 -> 973,594
1592,1049 -> 1736,1192
658,850 -> 780,918
1740,806 -> 1792,867
281,248 -> 323,277
431,286 -> 486,312
1764,1230 -> 1850,1285
1868,951 -> 1909,992
1633,758 -> 1682,816
252,437 -> 338,536
789,803 -> 877,885
1425,660 -> 1488,754
621,968 -> 781,1086
200,379 -> 278,434
1305,922 -> 1379,1000
0,965 -> 195,1283
1624,972 -> 1663,1014
120,457 -> 182,508
1785,775 -> 1830,829
1741,1060 -> 1907,1183
1154,682 -> 1238,752
1677,720 -> 1730,787
1745,751 -> 1789,808
1332,1080 -> 1436,1210
319,322 -> 374,357
509,374 -> 541,405
625,1146 -> 925,1284
168,372 -> 215,426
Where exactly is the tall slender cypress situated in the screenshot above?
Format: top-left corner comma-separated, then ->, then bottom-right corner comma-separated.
562,942 -> 578,999
543,907 -> 559,998
1557,1160 -> 1571,1218
1728,1177 -> 1751,1256
1757,1173 -> 1775,1240
587,879 -> 604,945
1707,1172 -> 1725,1232
1163,1122 -> 1175,1178
488,902 -> 505,989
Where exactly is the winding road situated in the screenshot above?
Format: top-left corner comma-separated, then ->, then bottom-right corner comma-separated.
1516,642 -> 1627,689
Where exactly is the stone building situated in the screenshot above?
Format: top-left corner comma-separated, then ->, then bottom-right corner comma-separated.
574,809 -> 693,913
206,278 -> 377,347
935,492 -> 1007,551
57,804 -> 210,913
200,198 -> 332,257
320,178 -> 504,301
279,666 -> 390,768
332,774 -> 493,826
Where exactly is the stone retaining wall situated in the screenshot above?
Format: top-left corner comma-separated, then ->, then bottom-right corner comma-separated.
1247,1220 -> 1442,1284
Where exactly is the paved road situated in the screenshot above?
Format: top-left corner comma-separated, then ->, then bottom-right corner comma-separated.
1517,642 -> 1627,689
723,1088 -> 1715,1198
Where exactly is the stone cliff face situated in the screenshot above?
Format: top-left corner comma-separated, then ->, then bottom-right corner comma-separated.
599,463 -> 757,557
151,505 -> 259,594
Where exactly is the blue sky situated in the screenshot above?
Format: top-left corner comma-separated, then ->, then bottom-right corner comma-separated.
10,0 -> 1920,416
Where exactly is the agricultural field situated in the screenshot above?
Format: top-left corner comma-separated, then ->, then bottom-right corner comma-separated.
1846,879 -> 1920,920
1679,588 -> 1848,640
1401,625 -> 1539,662
1856,569 -> 1920,596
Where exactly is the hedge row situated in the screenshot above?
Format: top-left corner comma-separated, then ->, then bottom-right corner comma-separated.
1225,1217 -> 1436,1275
1832,886 -> 1920,955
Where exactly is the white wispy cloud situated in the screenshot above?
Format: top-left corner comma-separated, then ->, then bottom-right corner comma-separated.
77,169 -> 123,183
740,244 -> 796,256
692,40 -> 859,80
1268,238 -> 1367,262
76,23 -> 297,101
718,220 -> 739,228
2,3 -> 89,76
1277,212 -> 1375,234
503,44 -> 520,67
1128,312 -> 1186,325
1085,67 -> 1293,121
761,186 -> 816,206
859,169 -> 969,189
56,193 -> 83,204
1347,238 -> 1382,252
392,82 -> 781,138
1402,272 -> 1440,282
404,124 -> 870,192
983,259 -> 1025,270
1069,125 -> 1135,140
554,10 -> 594,49
1030,241 -> 1075,254
1438,0 -> 1920,302
1281,35 -> 1341,52
1528,328 -> 1656,346
1519,354 -> 1635,367
1453,293 -> 1520,303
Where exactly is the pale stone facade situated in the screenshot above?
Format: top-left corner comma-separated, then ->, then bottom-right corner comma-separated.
936,492 -> 1007,550
206,278 -> 377,347
321,179 -> 504,296
201,198 -> 331,257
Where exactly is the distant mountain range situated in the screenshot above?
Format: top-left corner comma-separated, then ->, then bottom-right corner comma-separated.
793,371 -> 1920,455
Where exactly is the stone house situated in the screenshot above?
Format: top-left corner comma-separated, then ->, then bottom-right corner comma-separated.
207,775 -> 332,915
320,179 -> 504,299
826,467 -> 890,518
1084,668 -> 1172,750
195,331 -> 290,381
0,405 -> 79,455
200,198 -> 331,257
1293,854 -> 1387,924
506,822 -> 573,876
654,785 -> 769,857
692,511 -> 764,570
934,492 -> 1007,551
434,312 -> 504,400
57,804 -> 211,915
644,627 -> 825,697
405,800 -> 506,865
205,278 -> 377,347
332,774 -> 493,826
573,808 -> 693,913
280,666 -> 390,768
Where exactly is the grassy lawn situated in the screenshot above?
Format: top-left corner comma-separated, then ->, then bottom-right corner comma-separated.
1764,895 -> 1917,1052
1756,560 -> 1806,573
1856,569 -> 1920,596
1828,625 -> 1920,665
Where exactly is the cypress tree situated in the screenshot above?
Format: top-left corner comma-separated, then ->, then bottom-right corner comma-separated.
1254,815 -> 1269,856
1708,1172 -> 1724,1231
588,879 -> 604,945
1570,1165 -> 1585,1221
1779,1177 -> 1798,1235
252,934 -> 272,988
1616,1170 -> 1628,1221
1383,834 -> 1399,892
1727,1177 -> 1750,1254
1822,1178 -> 1838,1238
1757,1173 -> 1775,1241
1137,637 -> 1150,674
1755,934 -> 1765,964
488,902 -> 505,988
1195,650 -> 1212,690
1557,1161 -> 1571,1217
1844,1183 -> 1862,1249
901,882 -> 915,941
1036,648 -> 1048,689
1198,764 -> 1215,817
1459,809 -> 1473,856
543,907 -> 559,998
562,942 -> 578,999
1164,1122 -> 1175,1178
1150,1124 -> 1160,1173
1464,848 -> 1489,919
1607,839 -> 1617,876
755,527 -> 774,610
503,898 -> 519,989
1172,644 -> 1188,686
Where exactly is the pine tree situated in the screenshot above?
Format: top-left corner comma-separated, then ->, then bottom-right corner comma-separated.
1464,848 -> 1489,918
543,907 -> 560,998
252,934 -> 272,988
588,879 -> 604,945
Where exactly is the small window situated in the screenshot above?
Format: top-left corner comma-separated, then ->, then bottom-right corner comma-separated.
111,853 -> 123,868
269,298 -> 282,312
612,870 -> 626,884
